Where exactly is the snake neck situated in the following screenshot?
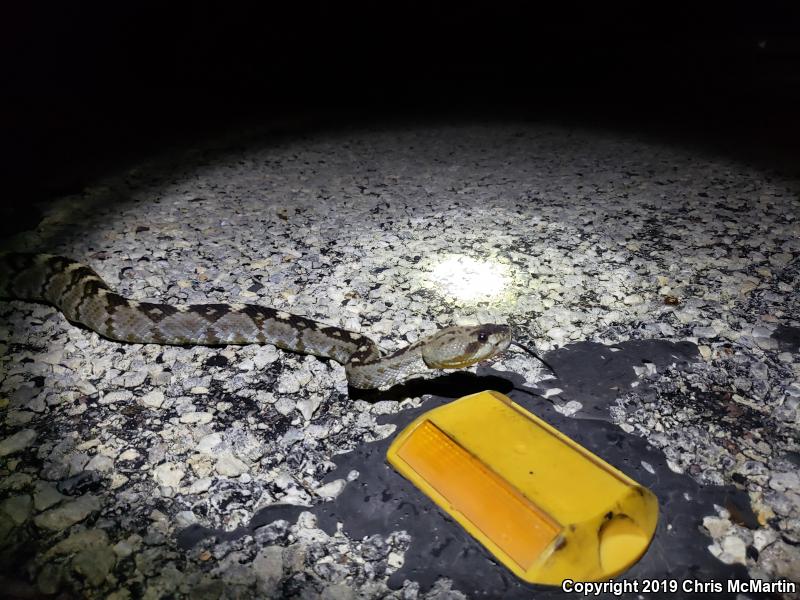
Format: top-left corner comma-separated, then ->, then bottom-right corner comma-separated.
345,342 -> 436,390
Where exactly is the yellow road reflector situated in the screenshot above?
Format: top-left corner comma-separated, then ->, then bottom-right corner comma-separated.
386,390 -> 659,585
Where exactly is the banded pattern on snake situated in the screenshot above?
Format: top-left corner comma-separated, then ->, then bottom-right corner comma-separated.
0,253 -> 512,390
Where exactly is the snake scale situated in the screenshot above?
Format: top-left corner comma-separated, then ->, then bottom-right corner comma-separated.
0,253 -> 512,389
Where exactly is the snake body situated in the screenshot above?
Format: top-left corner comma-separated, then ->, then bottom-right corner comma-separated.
0,253 -> 512,389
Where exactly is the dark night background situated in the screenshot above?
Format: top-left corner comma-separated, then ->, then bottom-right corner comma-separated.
2,2 -> 799,237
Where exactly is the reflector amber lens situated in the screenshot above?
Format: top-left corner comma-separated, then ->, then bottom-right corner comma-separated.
395,420 -> 561,570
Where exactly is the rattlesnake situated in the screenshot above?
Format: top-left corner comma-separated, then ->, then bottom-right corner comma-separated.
0,253 -> 513,389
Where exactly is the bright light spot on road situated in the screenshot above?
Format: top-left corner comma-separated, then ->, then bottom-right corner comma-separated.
430,255 -> 509,302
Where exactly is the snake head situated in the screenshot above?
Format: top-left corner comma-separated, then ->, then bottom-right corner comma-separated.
421,324 -> 512,369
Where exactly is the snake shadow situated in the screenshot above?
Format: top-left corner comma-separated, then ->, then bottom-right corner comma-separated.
348,371 -> 516,402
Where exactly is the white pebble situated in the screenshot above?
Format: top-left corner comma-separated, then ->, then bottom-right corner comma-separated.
141,391 -> 165,408
153,463 -> 185,488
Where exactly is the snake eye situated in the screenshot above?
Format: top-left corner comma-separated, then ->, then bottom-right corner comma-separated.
477,332 -> 488,343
